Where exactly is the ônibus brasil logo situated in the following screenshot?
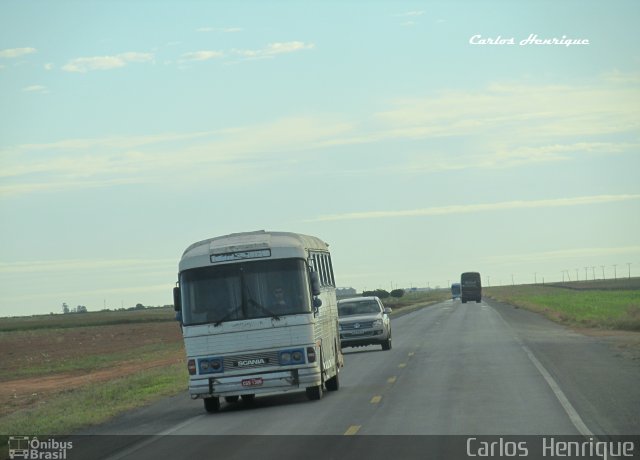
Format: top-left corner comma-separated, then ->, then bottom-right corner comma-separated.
8,436 -> 73,459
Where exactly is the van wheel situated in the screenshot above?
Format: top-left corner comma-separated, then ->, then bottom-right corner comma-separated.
382,336 -> 392,351
326,373 -> 340,392
306,385 -> 323,400
204,397 -> 220,413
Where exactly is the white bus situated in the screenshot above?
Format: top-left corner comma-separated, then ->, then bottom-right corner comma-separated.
173,230 -> 344,412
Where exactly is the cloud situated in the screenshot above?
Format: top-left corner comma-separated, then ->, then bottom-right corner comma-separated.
0,47 -> 36,58
397,11 -> 424,17
375,83 -> 640,139
235,41 -> 314,59
0,116 -> 353,195
602,70 -> 640,85
180,50 -> 224,62
307,194 -> 640,222
0,258 -> 175,274
22,85 -> 47,93
62,52 -> 154,72
2,76 -> 637,196
196,26 -> 242,33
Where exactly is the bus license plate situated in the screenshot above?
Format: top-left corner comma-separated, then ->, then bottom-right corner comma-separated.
242,378 -> 263,387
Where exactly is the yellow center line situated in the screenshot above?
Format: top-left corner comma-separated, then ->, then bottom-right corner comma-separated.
370,395 -> 382,404
344,425 -> 361,435
387,376 -> 397,384
408,352 -> 415,357
398,363 -> 407,368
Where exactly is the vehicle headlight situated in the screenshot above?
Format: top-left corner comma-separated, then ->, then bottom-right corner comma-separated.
280,352 -> 292,364
373,319 -> 382,327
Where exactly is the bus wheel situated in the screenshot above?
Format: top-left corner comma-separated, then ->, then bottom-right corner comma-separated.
241,394 -> 255,403
306,385 -> 323,400
326,373 -> 340,392
224,396 -> 239,403
204,397 -> 220,413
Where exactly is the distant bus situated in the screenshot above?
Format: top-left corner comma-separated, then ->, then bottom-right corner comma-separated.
461,272 -> 482,303
173,230 -> 343,413
451,282 -> 461,300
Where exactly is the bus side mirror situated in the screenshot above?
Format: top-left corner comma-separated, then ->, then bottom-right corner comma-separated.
310,272 -> 321,296
173,286 -> 181,312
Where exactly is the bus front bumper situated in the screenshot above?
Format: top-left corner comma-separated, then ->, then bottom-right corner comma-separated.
188,367 -> 321,398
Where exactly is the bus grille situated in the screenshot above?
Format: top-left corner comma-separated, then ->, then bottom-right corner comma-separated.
224,351 -> 281,370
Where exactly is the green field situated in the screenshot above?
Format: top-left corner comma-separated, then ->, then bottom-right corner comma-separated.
0,307 -> 175,332
382,289 -> 450,310
484,278 -> 640,331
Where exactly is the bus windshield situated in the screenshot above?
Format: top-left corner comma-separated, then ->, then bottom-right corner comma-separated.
180,258 -> 312,326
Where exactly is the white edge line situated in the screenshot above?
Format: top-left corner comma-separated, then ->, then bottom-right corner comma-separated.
104,414 -> 206,460
491,305 -> 594,437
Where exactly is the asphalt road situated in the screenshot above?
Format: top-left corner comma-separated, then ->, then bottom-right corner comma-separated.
71,298 -> 640,459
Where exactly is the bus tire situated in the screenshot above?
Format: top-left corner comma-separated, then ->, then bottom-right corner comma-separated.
306,385 -> 323,400
224,396 -> 239,403
204,397 -> 220,413
326,373 -> 340,392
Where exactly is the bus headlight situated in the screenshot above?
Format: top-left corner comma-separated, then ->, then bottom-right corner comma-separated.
197,357 -> 223,374
279,348 -> 305,365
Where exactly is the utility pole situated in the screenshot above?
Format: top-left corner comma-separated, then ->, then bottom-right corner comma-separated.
584,267 -> 588,282
601,265 -> 605,280
575,268 -> 579,281
562,271 -> 565,282
566,270 -> 571,282
591,266 -> 596,280
613,264 -> 617,280
628,262 -> 632,279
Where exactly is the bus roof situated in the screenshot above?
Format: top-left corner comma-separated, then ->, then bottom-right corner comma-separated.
179,230 -> 330,271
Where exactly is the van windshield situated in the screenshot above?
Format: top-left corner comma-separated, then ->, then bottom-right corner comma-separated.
180,259 -> 311,326
338,300 -> 381,316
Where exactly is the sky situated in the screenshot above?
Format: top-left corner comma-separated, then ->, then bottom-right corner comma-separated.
1,1 -> 639,317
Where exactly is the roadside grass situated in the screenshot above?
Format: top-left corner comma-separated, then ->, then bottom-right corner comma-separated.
0,307 -> 175,332
0,362 -> 187,452
2,341 -> 183,381
484,285 -> 640,331
382,290 -> 450,310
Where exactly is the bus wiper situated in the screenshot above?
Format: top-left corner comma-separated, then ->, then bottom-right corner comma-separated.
248,298 -> 280,321
213,305 -> 240,327
213,313 -> 233,327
